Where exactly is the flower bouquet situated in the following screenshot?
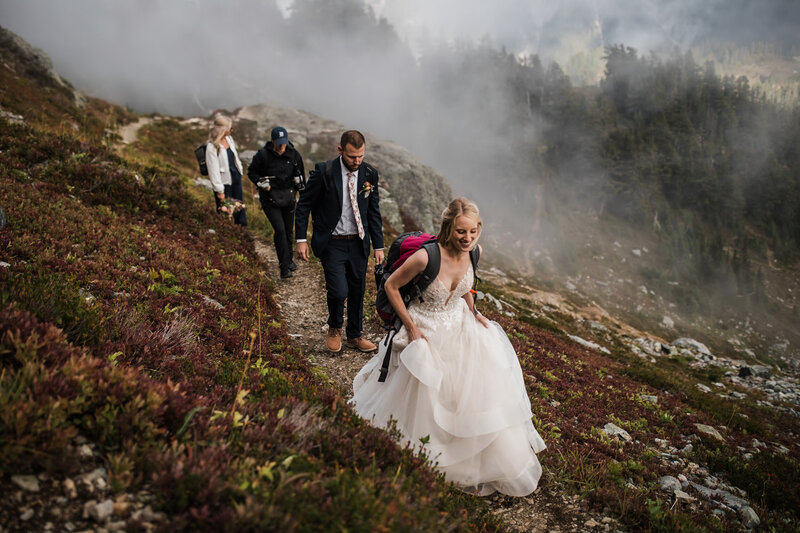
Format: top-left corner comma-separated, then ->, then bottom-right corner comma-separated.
218,198 -> 246,219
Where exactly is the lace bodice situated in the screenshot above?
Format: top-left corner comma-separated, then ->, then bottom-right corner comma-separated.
389,264 -> 475,347
413,264 -> 474,316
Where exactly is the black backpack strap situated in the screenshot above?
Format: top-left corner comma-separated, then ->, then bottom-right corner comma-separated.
469,245 -> 481,285
406,242 -> 440,305
309,158 -> 335,193
377,242 -> 440,383
377,317 -> 401,383
363,162 -> 376,181
320,158 -> 335,191
293,148 -> 306,187
195,143 -> 209,176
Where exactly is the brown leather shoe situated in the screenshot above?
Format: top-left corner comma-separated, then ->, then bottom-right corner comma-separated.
346,336 -> 377,352
326,327 -> 342,353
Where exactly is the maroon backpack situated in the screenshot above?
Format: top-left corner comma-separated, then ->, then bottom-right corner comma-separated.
373,231 -> 480,381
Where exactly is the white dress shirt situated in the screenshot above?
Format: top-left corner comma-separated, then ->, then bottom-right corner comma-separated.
333,156 -> 360,236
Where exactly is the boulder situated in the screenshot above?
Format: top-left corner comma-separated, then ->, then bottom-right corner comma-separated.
738,364 -> 771,379
694,423 -> 724,442
672,338 -> 712,356
740,506 -> 760,529
602,422 -> 632,443
689,482 -> 749,511
569,335 -> 611,354
658,475 -> 682,493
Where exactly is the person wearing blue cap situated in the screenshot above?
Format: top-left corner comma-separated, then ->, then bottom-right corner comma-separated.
247,126 -> 306,278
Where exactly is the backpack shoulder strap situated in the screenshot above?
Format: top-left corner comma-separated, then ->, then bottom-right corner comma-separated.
378,241 -> 439,384
415,241 -> 441,295
362,162 -> 377,180
319,158 -> 335,191
469,245 -> 481,284
469,245 -> 480,272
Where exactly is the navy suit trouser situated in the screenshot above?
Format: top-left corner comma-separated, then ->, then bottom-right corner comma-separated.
321,238 -> 367,339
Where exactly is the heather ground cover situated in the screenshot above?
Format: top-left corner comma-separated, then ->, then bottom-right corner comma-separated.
484,304 -> 800,532
0,115 -> 503,531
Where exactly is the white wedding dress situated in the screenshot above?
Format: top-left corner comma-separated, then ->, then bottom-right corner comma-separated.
351,264 -> 545,496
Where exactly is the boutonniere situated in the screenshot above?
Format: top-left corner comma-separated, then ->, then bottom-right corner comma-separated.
360,181 -> 373,198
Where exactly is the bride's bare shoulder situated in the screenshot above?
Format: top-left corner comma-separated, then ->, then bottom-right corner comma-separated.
406,248 -> 430,269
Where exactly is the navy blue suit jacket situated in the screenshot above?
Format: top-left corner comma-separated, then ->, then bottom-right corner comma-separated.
295,157 -> 384,258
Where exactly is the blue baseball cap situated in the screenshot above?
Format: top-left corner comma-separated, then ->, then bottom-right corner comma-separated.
271,126 -> 289,145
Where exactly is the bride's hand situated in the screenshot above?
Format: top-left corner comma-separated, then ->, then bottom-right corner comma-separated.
475,312 -> 490,328
408,325 -> 426,342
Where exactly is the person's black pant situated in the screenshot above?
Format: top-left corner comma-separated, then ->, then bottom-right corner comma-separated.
321,238 -> 367,339
261,200 -> 294,271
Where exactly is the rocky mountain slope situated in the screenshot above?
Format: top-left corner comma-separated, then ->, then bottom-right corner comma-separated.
231,103 -> 454,235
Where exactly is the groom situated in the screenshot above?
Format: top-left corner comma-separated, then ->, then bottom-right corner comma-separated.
295,130 -> 385,353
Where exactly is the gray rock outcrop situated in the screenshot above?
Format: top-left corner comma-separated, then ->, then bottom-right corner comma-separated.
236,104 -> 453,234
673,337 -> 712,357
0,25 -> 81,104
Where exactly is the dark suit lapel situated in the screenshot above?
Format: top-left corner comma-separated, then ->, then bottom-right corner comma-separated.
359,167 -> 369,189
356,166 -> 368,220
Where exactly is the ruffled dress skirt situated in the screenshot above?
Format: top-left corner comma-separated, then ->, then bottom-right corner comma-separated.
351,276 -> 545,496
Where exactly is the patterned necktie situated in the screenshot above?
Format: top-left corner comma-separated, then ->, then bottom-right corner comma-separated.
348,171 -> 365,240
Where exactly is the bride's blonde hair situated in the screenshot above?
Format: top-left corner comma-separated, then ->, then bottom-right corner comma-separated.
208,115 -> 233,147
437,198 -> 482,252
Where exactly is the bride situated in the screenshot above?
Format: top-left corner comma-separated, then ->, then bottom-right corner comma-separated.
351,198 -> 545,496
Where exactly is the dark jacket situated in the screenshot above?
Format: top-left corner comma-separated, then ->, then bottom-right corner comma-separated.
295,157 -> 384,258
247,142 -> 305,205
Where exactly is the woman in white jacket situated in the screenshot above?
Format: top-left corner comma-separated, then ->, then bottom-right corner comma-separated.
206,115 -> 247,226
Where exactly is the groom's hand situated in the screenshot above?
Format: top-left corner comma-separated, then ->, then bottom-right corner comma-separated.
374,249 -> 384,264
297,242 -> 310,262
